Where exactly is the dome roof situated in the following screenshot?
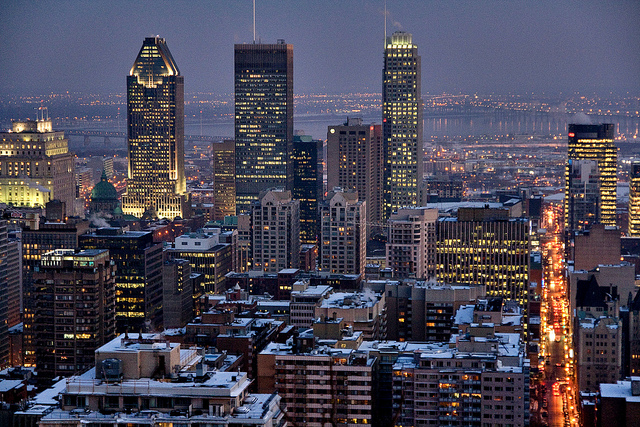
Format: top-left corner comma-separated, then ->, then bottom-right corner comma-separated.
91,170 -> 118,200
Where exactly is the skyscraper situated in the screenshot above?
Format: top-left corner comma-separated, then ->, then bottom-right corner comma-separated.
327,118 -> 384,236
564,123 -> 616,230
292,134 -> 323,245
382,31 -> 423,220
235,41 -> 294,213
629,162 -> 640,236
211,140 -> 236,220
121,36 -> 188,220
565,159 -> 600,231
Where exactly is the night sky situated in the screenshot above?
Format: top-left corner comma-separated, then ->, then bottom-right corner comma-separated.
1,0 -> 639,97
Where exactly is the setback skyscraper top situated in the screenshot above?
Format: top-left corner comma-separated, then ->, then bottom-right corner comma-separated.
564,123 -> 616,230
121,36 -> 188,220
383,31 -> 424,220
234,41 -> 293,213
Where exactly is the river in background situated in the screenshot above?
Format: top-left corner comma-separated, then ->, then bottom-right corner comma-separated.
65,110 -> 640,152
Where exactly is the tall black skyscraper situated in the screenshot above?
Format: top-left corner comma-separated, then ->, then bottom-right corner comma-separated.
234,41 -> 294,213
382,31 -> 423,220
292,134 -> 323,245
122,36 -> 188,220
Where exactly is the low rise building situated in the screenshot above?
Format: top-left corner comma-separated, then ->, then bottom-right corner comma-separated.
289,280 -> 333,329
597,377 -> 640,427
315,291 -> 386,340
34,333 -> 284,427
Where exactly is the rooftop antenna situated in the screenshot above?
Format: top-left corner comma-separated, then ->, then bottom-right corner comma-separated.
384,0 -> 387,46
253,0 -> 256,43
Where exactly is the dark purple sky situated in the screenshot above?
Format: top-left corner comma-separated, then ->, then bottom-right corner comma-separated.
1,0 -> 639,96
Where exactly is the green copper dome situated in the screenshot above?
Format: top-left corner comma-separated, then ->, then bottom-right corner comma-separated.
91,170 -> 118,200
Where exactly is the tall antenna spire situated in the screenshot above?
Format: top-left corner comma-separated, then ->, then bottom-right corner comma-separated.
253,0 -> 256,43
384,0 -> 387,47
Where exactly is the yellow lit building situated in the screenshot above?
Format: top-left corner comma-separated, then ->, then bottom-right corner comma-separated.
383,31 -> 423,220
564,123 -> 616,230
629,162 -> 640,236
436,208 -> 530,312
122,36 -> 188,220
0,119 -> 75,212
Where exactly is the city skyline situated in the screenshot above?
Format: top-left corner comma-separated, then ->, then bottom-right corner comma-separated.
1,1 -> 639,98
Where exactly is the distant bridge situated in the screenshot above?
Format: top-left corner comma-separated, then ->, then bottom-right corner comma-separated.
64,130 -> 230,146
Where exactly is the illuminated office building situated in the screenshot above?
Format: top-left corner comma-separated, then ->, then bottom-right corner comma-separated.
79,228 -> 163,332
327,119 -> 383,236
212,140 -> 236,221
629,162 -> 640,236
32,249 -> 116,380
122,36 -> 188,220
0,119 -> 75,213
382,31 -> 423,219
564,123 -> 616,230
234,41 -> 293,213
292,134 -> 323,245
436,208 -> 530,311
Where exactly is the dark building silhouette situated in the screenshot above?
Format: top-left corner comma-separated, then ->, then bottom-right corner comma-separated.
79,228 -> 163,332
292,134 -> 323,245
234,41 -> 293,213
21,209 -> 90,366
33,249 -> 115,380
122,36 -> 188,220
211,140 -> 236,221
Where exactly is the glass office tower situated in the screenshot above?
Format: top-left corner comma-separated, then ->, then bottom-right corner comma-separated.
234,41 -> 293,213
122,36 -> 188,220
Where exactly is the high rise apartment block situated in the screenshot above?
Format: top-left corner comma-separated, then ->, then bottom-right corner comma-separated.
235,41 -> 293,212
564,123 -> 616,230
386,207 -> 438,279
383,31 -> 423,219
22,212 -> 90,366
251,189 -> 300,272
122,37 -> 188,220
0,119 -> 76,213
392,329 -> 530,427
32,249 -> 116,380
258,326 -> 375,425
320,189 -> 366,275
327,119 -> 383,234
